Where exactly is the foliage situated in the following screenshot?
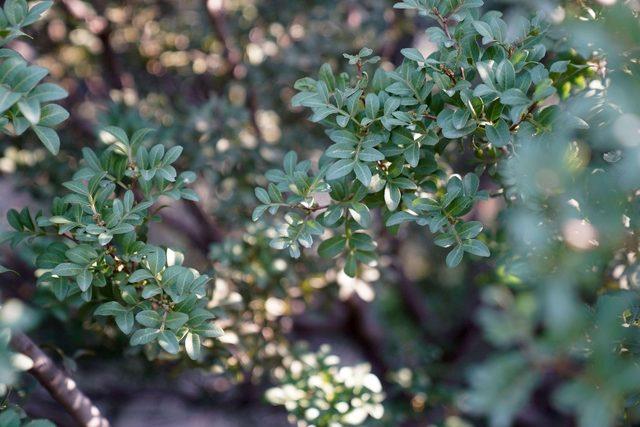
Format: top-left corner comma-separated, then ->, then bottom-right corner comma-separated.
253,0 -> 590,275
2,126 -> 223,359
0,406 -> 54,427
0,0 -> 67,154
0,0 -> 638,426
266,345 -> 384,427
254,0 -> 640,425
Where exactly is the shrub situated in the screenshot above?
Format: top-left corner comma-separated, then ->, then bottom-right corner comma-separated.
0,0 -> 639,426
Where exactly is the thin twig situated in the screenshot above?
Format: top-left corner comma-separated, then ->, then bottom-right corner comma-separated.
510,102 -> 539,131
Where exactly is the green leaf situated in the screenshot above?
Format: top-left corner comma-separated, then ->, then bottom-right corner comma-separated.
51,263 -> 83,277
165,311 -> 189,330
318,236 -> 346,259
110,223 -> 134,235
192,322 -> 224,338
6,209 -> 22,230
386,211 -> 417,226
130,128 -> 155,148
434,233 -> 457,248
0,86 -> 21,114
141,284 -> 162,299
485,119 -> 511,147
100,126 -> 129,144
344,253 -> 357,277
463,239 -> 490,257
163,145 -> 183,164
500,88 -> 529,106
404,143 -> 420,167
130,328 -> 159,346
353,161 -> 371,186
29,82 -> 67,102
158,330 -> 180,354
283,151 -> 297,175
65,245 -> 97,265
496,59 -> 516,90
17,97 -> 40,124
76,269 -> 92,292
120,285 -> 138,305
24,1 -> 54,26
254,187 -> 270,204
446,245 -> 464,268
135,310 -> 162,328
550,60 -> 570,73
358,147 -> 384,162
336,115 -> 349,127
145,246 -> 166,275
252,205 -> 269,221
326,159 -> 354,180
62,180 -> 88,196
326,143 -> 356,159
384,184 -> 401,211
400,48 -> 425,63
319,62 -> 336,91
32,125 -> 60,154
129,269 -> 154,283
98,232 -> 113,246
328,130 -> 358,145
13,66 -> 48,93
472,21 -> 494,43
364,93 -> 380,119
49,216 -> 73,225
457,221 -> 484,239
384,97 -> 401,115
94,301 -> 127,316
115,310 -> 134,334
452,109 -> 471,130
38,104 -> 69,127
349,202 -> 372,228
185,332 -> 201,360
186,308 -> 214,326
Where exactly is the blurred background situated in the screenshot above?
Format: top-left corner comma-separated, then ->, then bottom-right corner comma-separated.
1,0 -> 638,426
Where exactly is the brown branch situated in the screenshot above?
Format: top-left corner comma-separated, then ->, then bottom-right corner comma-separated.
385,234 -> 439,343
155,199 -> 225,255
393,264 -> 435,337
432,7 -> 458,51
510,102 -> 539,131
59,0 -> 125,90
202,0 -> 265,143
9,331 -> 110,427
203,0 -> 242,70
344,295 -> 392,378
183,199 -> 225,244
246,87 -> 266,144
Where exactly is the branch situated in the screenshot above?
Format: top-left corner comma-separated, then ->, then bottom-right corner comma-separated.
510,102 -> 539,131
385,234 -> 440,343
9,331 -> 110,427
183,200 -> 225,244
59,0 -> 125,90
203,0 -> 242,70
344,295 -> 392,378
202,0 -> 265,143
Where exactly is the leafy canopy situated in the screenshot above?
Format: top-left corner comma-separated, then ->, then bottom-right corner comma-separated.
0,0 -> 68,154
253,0 -> 584,276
